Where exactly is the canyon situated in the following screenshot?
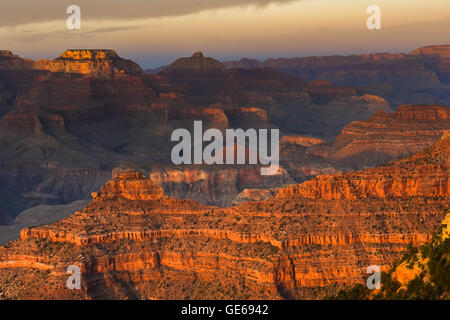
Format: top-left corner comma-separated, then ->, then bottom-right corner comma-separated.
332,209 -> 450,299
0,48 -> 449,231
313,104 -> 450,168
0,132 -> 448,299
0,48 -> 392,225
0,47 -> 449,299
223,45 -> 450,107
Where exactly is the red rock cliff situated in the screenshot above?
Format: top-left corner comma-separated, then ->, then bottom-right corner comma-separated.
0,135 -> 448,299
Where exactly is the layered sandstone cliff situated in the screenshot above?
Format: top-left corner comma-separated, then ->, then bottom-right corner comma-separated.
278,130 -> 449,200
0,48 -> 402,224
35,50 -> 144,76
223,45 -> 450,106
0,47 -> 447,235
147,165 -> 295,207
0,49 -> 143,76
224,45 -> 450,87
331,210 -> 450,299
326,105 -> 450,168
0,134 -> 448,299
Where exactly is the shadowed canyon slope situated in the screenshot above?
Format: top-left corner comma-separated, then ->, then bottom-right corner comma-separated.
0,132 -> 448,299
223,45 -> 450,107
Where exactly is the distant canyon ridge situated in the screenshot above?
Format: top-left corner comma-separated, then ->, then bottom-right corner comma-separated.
148,45 -> 450,107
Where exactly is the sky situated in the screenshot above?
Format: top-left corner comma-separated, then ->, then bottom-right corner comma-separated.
0,0 -> 449,68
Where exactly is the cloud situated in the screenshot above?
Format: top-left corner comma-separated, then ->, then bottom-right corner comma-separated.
10,25 -> 144,42
0,0 -> 296,27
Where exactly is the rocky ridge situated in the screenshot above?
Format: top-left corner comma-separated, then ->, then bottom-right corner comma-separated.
36,49 -> 144,76
223,45 -> 450,106
0,133 -> 448,299
326,105 -> 450,167
0,48 -> 406,224
163,51 -> 225,75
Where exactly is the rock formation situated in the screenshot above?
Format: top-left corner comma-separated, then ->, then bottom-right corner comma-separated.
0,48 -> 409,224
0,50 -> 35,70
224,45 -> 450,85
0,48 -> 448,228
0,47 -> 449,300
278,129 -> 449,200
232,188 -> 278,205
163,51 -> 225,75
0,133 -> 448,299
410,45 -> 450,83
329,105 -> 450,167
147,165 -> 295,207
35,49 -> 144,76
331,210 -> 450,299
223,45 -> 450,106
92,172 -> 164,201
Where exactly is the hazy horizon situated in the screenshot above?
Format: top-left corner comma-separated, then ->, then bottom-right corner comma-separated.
1,0 -> 449,68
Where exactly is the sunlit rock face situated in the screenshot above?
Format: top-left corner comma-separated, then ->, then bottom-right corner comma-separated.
0,134 -> 448,299
58,50 -> 120,61
279,131 -> 449,200
0,47 -> 448,242
91,172 -> 164,201
329,105 -> 450,168
0,49 -> 143,76
34,50 -> 144,76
